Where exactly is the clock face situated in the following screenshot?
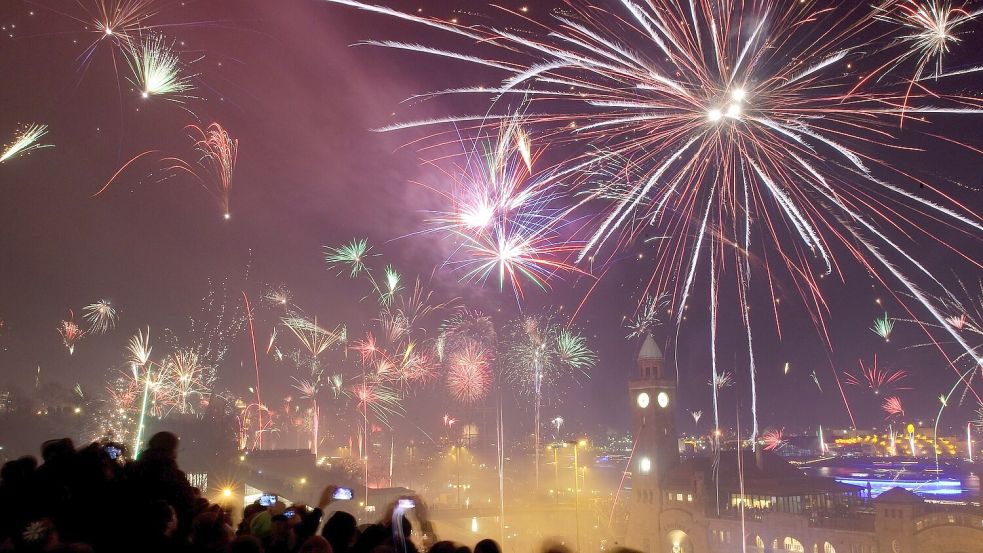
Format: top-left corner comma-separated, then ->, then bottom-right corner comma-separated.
657,391 -> 670,408
637,392 -> 650,408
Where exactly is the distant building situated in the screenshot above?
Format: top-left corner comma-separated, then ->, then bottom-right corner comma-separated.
623,335 -> 983,553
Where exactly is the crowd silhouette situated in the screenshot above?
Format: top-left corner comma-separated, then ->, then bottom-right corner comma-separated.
0,432 -> 511,553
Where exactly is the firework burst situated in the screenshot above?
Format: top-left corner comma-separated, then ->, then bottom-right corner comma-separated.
58,318 -> 84,355
126,33 -> 195,100
83,300 -> 118,334
325,238 -> 373,277
882,396 -> 906,419
327,0 -> 983,437
282,315 -> 345,357
876,0 -> 983,81
626,293 -> 670,339
845,356 -> 910,395
708,371 -> 735,390
760,428 -> 787,451
1,124 -> 51,163
445,340 -> 492,404
420,116 -> 585,298
871,312 -> 895,341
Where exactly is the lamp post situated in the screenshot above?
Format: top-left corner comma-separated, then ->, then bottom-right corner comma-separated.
556,438 -> 587,553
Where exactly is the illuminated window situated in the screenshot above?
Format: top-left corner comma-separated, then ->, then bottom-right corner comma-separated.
687,494 -> 693,502
639,457 -> 652,474
676,493 -> 684,501
783,537 -> 804,552
824,543 -> 836,553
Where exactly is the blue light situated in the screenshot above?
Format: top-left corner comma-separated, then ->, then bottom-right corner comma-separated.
836,477 -> 965,497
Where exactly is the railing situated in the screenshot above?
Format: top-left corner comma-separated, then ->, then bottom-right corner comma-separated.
809,513 -> 875,532
915,512 -> 983,532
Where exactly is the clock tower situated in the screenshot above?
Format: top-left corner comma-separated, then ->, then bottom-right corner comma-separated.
625,334 -> 678,552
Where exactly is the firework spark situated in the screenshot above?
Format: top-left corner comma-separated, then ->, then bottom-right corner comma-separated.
83,300 -> 118,334
126,33 -> 195,100
1,124 -> 51,163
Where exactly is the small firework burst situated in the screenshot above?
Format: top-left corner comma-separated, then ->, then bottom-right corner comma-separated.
626,293 -> 671,339
445,341 -> 491,403
126,33 -> 195,100
58,319 -> 84,355
708,371 -> 735,390
760,428 -> 786,451
556,329 -> 596,371
127,328 -> 152,366
282,315 -> 345,357
691,410 -> 703,425
325,238 -> 372,277
845,356 -> 910,395
871,312 -> 895,341
882,396 -> 905,419
349,379 -> 403,427
264,285 -> 292,307
83,300 -> 117,334
381,265 -> 402,304
876,0 -> 983,80
1,124 -> 51,163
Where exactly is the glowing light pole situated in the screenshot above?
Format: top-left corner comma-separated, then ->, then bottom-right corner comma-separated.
563,438 -> 588,553
968,423 -> 974,462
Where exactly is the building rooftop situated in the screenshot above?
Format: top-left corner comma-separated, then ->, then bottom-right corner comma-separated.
638,334 -> 663,361
874,487 -> 925,504
665,450 -> 864,497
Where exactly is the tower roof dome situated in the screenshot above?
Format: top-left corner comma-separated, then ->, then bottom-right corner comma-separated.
638,334 -> 663,361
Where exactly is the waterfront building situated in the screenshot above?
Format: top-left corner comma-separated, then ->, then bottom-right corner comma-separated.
624,335 -> 983,553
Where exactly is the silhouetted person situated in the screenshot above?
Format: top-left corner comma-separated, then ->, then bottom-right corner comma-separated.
322,511 -> 359,553
474,539 -> 501,553
189,510 -> 233,553
126,432 -> 196,535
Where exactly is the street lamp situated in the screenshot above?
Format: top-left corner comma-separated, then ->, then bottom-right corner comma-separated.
554,438 -> 588,553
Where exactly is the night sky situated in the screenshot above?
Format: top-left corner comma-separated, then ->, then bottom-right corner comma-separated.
0,0 -> 981,437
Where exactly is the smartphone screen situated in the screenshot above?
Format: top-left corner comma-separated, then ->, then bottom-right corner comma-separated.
397,498 -> 415,510
284,508 -> 296,518
332,487 -> 353,500
259,494 -> 277,507
104,446 -> 121,460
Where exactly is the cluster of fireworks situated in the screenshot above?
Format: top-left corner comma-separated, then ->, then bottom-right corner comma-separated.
325,0 -> 983,446
4,1 -> 235,218
2,0 -> 982,492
